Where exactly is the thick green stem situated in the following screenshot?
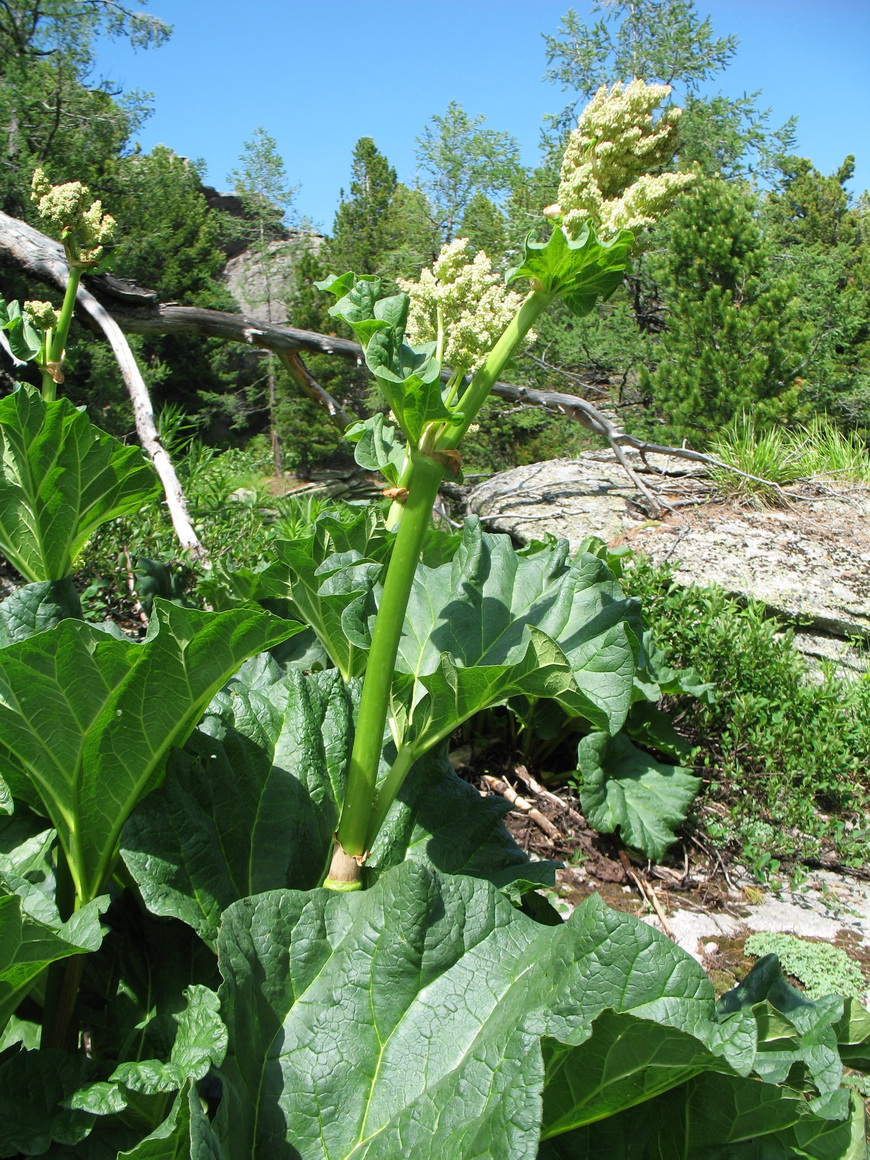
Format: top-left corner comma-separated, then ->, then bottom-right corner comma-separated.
329,289 -> 554,877
334,451 -> 444,861
439,288 -> 553,451
40,264 -> 82,401
365,745 -> 417,847
41,849 -> 81,1051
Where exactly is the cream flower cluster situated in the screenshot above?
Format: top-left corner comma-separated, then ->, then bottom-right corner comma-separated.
556,79 -> 695,239
398,239 -> 530,374
31,168 -> 116,264
23,300 -> 61,331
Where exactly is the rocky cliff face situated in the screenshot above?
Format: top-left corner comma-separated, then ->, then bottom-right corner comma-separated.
222,235 -> 323,323
467,451 -> 870,675
200,183 -> 325,322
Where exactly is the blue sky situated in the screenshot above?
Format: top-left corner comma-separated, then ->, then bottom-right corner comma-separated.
96,0 -> 870,232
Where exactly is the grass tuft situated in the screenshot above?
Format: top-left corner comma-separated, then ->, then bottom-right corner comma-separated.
709,413 -> 870,505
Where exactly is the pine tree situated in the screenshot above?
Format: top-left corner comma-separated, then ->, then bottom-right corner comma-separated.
641,177 -> 813,440
327,138 -> 398,275
763,156 -> 870,430
458,193 -> 507,259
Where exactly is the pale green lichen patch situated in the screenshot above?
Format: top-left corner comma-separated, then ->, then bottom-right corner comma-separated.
745,930 -> 867,999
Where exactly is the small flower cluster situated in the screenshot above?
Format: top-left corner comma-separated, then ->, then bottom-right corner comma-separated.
555,79 -> 695,240
31,169 -> 116,265
398,239 -> 530,374
23,300 -> 61,331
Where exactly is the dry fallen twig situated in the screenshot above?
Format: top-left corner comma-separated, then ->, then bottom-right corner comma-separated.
482,773 -> 561,843
513,765 -> 587,832
618,850 -> 675,939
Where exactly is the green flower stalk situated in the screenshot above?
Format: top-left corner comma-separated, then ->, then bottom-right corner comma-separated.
30,169 -> 115,399
324,80 -> 691,889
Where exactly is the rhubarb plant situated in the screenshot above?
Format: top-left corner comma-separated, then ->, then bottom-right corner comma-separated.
0,92 -> 867,1157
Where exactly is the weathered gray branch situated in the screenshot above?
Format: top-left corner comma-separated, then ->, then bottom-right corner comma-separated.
0,208 -> 774,515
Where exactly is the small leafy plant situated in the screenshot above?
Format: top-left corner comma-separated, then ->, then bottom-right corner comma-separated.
745,933 -> 867,1000
0,92 -> 868,1158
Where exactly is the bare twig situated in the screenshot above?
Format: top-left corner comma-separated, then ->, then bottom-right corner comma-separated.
0,211 -> 207,560
482,773 -> 561,842
513,764 -> 587,831
618,850 -> 674,939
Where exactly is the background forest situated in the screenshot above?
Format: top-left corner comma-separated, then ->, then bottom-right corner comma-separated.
1,0 -> 868,478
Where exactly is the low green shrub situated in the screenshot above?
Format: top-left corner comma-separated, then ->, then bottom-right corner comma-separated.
622,556 -> 870,867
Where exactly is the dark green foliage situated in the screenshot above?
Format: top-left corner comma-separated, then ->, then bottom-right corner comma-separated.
458,191 -> 507,257
763,156 -> 870,432
278,247 -> 358,475
0,0 -> 168,216
327,137 -> 399,276
375,183 -> 440,280
640,177 -> 813,440
110,148 -> 231,305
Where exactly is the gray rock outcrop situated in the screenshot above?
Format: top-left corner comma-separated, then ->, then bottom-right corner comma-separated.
223,232 -> 324,324
467,452 -> 870,673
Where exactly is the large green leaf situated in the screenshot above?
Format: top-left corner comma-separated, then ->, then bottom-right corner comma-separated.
121,666 -> 555,947
0,297 -> 41,362
69,983 -> 227,1123
0,1045 -> 97,1155
393,520 -> 641,736
344,414 -> 407,485
0,890 -> 107,1033
117,1078 -> 223,1159
391,627 -> 581,771
0,600 -> 296,904
0,577 -> 83,644
577,731 -> 701,860
318,272 -> 447,441
508,222 -> 633,318
718,954 -> 847,1096
217,507 -> 390,679
538,1078 -> 866,1159
540,1011 -> 735,1137
0,386 -> 160,581
76,890 -> 221,1069
213,864 -> 756,1160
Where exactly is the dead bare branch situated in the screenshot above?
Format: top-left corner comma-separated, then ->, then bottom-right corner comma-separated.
0,208 -> 799,515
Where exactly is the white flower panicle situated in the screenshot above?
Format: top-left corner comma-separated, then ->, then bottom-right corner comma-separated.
24,300 -> 61,331
398,239 -> 531,374
31,168 -> 116,264
556,79 -> 695,240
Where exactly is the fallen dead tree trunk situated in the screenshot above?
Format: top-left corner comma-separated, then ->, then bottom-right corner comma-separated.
1,209 -> 783,517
